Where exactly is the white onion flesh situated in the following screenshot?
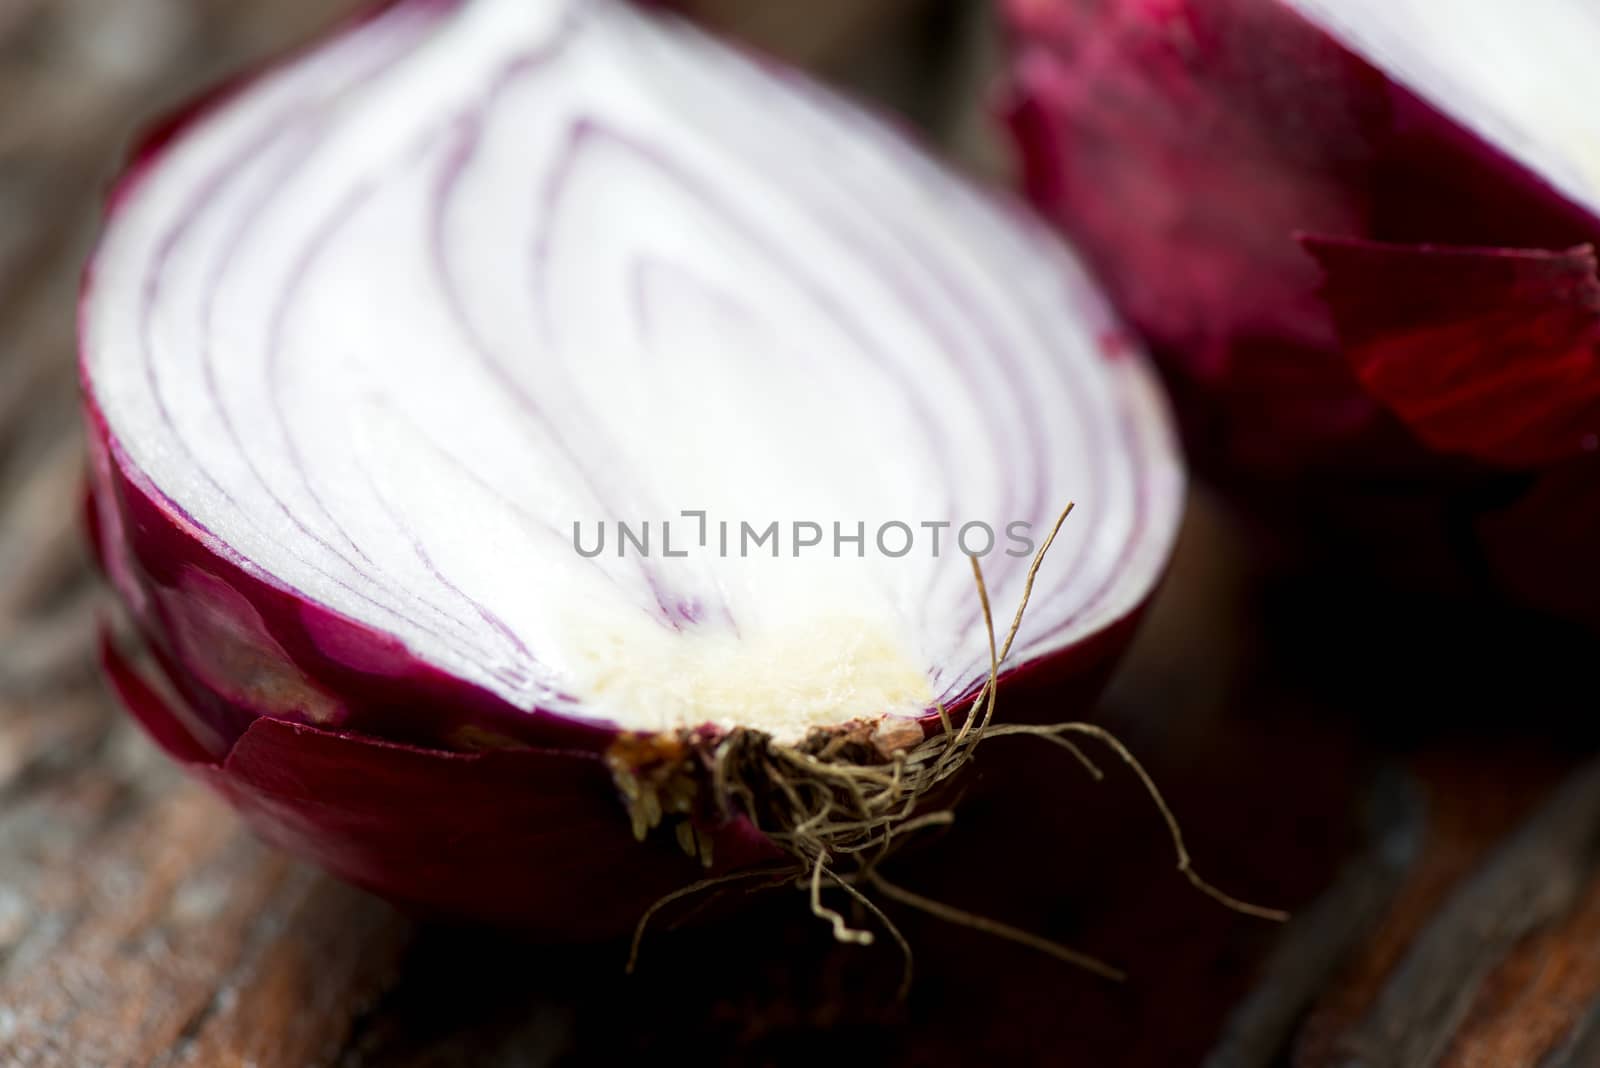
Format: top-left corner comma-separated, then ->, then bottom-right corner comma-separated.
1286,0 -> 1600,214
84,0 -> 1181,741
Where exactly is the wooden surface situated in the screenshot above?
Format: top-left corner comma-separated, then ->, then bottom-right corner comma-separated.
3,2 -> 1600,1065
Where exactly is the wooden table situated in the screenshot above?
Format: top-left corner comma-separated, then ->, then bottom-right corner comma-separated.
4,2 -> 1600,1064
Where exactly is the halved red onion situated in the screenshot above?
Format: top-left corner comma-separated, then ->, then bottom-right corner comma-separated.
81,0 -> 1182,935
1003,0 -> 1600,621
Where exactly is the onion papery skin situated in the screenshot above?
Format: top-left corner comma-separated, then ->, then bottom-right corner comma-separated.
1002,0 -> 1600,626
81,0 -> 1178,934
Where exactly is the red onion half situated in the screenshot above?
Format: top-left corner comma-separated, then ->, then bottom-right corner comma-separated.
1004,0 -> 1600,621
81,0 -> 1182,935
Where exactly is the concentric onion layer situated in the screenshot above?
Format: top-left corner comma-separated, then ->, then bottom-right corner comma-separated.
84,0 -> 1181,745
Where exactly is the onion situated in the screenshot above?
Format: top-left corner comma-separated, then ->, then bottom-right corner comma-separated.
1003,0 -> 1600,622
81,0 -> 1183,939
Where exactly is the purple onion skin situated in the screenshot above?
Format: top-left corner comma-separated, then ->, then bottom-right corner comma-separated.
100,635 -> 758,940
1001,0 -> 1600,625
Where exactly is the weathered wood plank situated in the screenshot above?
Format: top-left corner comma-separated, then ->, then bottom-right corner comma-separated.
1296,750 -> 1600,1068
0,756 -> 410,1067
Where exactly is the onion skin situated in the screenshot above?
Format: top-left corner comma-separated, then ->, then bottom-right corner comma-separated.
1302,239 -> 1600,470
1001,0 -> 1600,625
100,636 -> 766,940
